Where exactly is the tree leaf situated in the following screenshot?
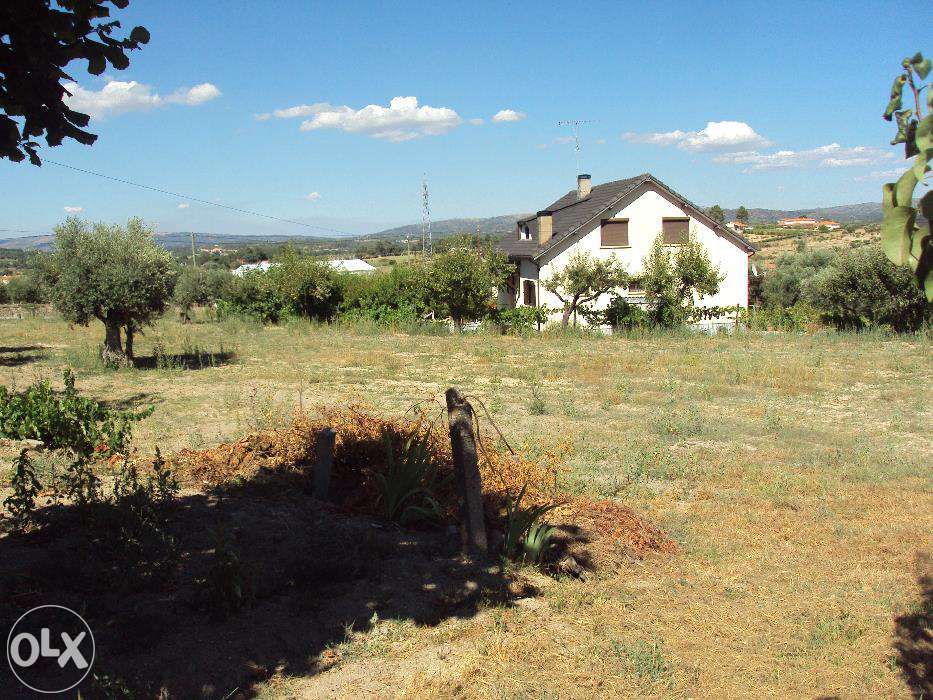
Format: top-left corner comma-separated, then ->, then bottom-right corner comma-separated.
880,205 -> 916,266
130,26 -> 150,45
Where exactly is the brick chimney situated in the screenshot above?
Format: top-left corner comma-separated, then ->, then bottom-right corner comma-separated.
577,173 -> 592,199
537,210 -> 553,245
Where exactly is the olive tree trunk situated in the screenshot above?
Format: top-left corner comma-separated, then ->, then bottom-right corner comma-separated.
103,317 -> 123,356
124,324 -> 135,362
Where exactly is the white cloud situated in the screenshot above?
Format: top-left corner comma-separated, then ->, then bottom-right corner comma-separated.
167,83 -> 221,106
468,118 -> 484,125
305,192 -> 321,201
713,143 -> 894,172
554,136 -> 575,144
63,79 -> 220,119
492,109 -> 526,123
854,168 -> 904,182
622,120 -> 770,152
594,138 -> 606,145
63,206 -> 84,213
256,103 -> 332,121
298,96 -> 462,142
535,143 -> 548,150
177,203 -> 190,209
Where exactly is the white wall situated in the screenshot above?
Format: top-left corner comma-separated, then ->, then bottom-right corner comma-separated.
513,187 -> 750,324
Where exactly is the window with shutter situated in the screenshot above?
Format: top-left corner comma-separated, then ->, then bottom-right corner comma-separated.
662,218 -> 689,245
523,280 -> 536,306
600,219 -> 629,247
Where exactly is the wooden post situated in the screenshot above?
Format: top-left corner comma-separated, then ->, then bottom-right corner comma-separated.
445,387 -> 488,556
312,428 -> 336,500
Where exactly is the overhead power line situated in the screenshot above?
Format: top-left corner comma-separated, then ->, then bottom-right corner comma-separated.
42,158 -> 355,237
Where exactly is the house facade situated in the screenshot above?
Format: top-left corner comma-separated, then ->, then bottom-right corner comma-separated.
498,173 -> 756,327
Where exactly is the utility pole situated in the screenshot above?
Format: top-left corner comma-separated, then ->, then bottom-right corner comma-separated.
476,223 -> 481,253
190,232 -> 196,267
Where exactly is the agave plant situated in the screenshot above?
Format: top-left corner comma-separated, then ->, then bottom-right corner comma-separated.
503,483 -> 562,563
375,429 -> 445,524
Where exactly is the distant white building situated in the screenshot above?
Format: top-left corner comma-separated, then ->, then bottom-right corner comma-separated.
328,258 -> 376,274
231,260 -> 275,276
231,258 -> 376,277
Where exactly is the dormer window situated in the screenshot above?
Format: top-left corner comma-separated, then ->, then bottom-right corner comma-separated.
520,225 -> 532,240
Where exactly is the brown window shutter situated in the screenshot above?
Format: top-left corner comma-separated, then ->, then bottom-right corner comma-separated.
662,218 -> 689,245
523,280 -> 536,306
601,219 -> 629,247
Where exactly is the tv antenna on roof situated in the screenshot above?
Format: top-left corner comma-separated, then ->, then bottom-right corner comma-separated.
558,119 -> 596,174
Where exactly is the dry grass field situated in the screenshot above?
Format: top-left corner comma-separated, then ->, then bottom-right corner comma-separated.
0,313 -> 930,698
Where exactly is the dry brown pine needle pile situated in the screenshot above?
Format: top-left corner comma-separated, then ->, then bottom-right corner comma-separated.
170,402 -> 673,559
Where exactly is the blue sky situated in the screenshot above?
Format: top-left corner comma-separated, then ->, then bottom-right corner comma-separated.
1,0 -> 928,237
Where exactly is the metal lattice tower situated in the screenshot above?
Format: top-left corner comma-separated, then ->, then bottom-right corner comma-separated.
558,119 -> 596,174
421,178 -> 432,257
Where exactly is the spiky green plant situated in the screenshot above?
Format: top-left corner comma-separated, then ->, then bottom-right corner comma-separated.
375,429 -> 444,524
881,51 -> 932,300
503,483 -> 562,563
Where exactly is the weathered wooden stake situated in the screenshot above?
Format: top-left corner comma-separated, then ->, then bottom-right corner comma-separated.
445,387 -> 488,556
312,428 -> 336,500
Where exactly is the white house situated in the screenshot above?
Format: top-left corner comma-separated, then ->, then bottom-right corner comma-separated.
498,173 -> 756,328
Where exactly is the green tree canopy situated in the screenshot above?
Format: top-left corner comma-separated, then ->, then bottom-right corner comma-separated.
429,249 -> 512,328
761,248 -> 836,308
804,245 -> 930,332
541,251 -> 629,327
1,0 -> 150,165
736,206 -> 750,223
173,266 -> 231,322
640,232 -> 722,326
706,204 -> 725,224
40,217 -> 176,362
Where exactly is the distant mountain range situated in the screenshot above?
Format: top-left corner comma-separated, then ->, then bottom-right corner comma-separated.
361,214 -> 532,241
719,202 -> 886,223
0,202 -> 891,251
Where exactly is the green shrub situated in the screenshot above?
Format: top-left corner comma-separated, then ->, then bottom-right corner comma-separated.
746,302 -> 822,332
217,249 -> 342,322
339,263 -> 431,323
6,271 -> 47,304
803,245 -> 930,332
494,305 -> 550,335
761,248 -> 836,307
0,369 -> 153,455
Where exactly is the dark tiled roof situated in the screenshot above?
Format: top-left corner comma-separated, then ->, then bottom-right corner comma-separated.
499,173 -> 756,259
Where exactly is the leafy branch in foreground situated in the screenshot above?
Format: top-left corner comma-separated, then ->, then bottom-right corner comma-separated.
0,369 -> 152,456
881,51 -> 932,300
2,450 -> 42,533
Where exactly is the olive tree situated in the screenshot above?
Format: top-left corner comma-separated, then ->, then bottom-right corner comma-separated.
542,251 -> 629,327
41,217 -> 176,362
429,249 -> 512,329
640,232 -> 722,327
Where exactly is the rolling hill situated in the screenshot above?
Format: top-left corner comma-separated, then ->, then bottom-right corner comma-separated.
0,202 -> 894,251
